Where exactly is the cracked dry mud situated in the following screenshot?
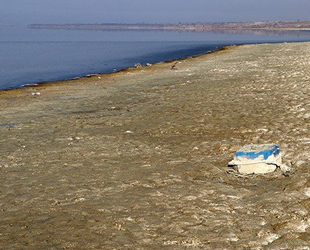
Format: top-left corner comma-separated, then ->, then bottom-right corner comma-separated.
1,42 -> 310,249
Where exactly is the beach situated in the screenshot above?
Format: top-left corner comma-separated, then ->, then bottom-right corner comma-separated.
1,42 -> 310,249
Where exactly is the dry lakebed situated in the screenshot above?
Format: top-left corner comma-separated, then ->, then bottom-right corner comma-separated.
1,42 -> 310,249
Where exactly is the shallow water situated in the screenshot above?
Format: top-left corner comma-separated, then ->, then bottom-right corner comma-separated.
1,27 -> 310,90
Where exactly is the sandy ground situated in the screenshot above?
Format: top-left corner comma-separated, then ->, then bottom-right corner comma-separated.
1,42 -> 310,249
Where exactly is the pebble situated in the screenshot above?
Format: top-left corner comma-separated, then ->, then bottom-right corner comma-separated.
125,130 -> 134,134
32,92 -> 41,96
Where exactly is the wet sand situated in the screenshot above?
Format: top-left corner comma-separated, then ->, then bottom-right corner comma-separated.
1,42 -> 310,249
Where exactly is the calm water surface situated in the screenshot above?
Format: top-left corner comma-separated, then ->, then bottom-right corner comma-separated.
1,27 -> 310,90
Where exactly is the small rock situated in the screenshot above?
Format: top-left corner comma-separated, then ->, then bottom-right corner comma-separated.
125,130 -> 134,134
295,160 -> 306,167
110,106 -> 121,110
134,63 -> 142,68
32,92 -> 41,96
68,136 -> 81,141
280,164 -> 291,172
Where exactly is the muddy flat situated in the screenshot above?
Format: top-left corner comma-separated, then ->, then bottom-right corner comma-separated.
1,42 -> 310,249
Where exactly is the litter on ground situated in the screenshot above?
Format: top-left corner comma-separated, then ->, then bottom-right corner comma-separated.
228,144 -> 290,174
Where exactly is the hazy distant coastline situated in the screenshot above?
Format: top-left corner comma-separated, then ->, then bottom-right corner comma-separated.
28,21 -> 310,32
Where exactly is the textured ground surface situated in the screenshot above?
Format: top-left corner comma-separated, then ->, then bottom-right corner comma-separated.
1,42 -> 310,249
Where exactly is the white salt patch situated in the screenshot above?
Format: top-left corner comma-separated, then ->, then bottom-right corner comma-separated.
262,234 -> 280,245
304,187 -> 310,197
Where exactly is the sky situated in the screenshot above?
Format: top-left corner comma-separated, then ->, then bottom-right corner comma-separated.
1,0 -> 310,25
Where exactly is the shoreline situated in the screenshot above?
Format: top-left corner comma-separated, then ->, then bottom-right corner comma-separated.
0,45 -> 232,94
3,24 -> 310,93
0,39 -> 303,94
2,38 -> 310,94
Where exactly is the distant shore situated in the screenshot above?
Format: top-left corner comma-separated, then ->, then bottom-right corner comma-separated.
28,20 -> 310,32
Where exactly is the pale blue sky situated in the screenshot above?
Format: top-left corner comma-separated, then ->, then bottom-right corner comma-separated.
1,0 -> 309,25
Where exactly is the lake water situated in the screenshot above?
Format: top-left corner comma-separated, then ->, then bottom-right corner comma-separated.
1,27 -> 310,90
